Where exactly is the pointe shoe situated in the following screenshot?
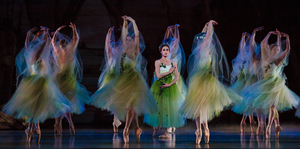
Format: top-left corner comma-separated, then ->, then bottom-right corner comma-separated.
275,125 -> 282,139
135,127 -> 142,142
35,127 -> 41,143
113,122 -> 118,133
123,128 -> 129,143
256,125 -> 261,135
250,120 -> 256,133
240,122 -> 246,133
25,128 -> 32,143
195,129 -> 202,145
152,128 -> 157,137
172,127 -> 176,133
159,133 -> 170,139
204,128 -> 210,144
69,123 -> 75,136
266,126 -> 271,139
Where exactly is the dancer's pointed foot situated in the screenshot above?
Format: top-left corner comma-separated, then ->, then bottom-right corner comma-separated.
240,122 -> 246,133
266,125 -> 271,139
123,128 -> 129,143
112,122 -> 119,133
275,125 -> 282,139
204,128 -> 210,144
135,127 -> 142,142
35,127 -> 41,143
69,123 -> 75,136
25,128 -> 32,143
159,133 -> 170,139
250,120 -> 257,133
195,129 -> 202,145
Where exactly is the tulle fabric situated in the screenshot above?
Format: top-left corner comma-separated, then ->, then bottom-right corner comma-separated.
3,73 -> 73,123
91,59 -> 158,121
144,66 -> 185,128
239,65 -> 299,115
3,30 -> 73,123
52,30 -> 91,114
232,74 -> 258,114
230,70 -> 247,94
179,62 -> 242,122
55,62 -> 90,114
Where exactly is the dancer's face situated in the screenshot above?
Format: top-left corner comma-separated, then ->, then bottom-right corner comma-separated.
160,46 -> 170,57
126,36 -> 134,45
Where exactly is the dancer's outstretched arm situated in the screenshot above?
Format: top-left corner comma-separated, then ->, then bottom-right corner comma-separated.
105,27 -> 114,59
275,33 -> 290,66
69,22 -> 79,51
250,26 -> 263,59
25,27 -> 38,49
52,25 -> 65,56
126,16 -> 140,57
261,31 -> 276,61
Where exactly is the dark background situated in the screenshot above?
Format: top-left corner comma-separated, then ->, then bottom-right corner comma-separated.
1,0 -> 300,129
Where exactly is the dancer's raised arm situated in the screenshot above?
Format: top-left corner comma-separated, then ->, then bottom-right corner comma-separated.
274,32 -> 290,66
105,27 -> 114,59
126,16 -> 140,57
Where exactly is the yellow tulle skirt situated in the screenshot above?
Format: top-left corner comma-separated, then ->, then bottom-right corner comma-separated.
91,66 -> 158,121
180,69 -> 242,123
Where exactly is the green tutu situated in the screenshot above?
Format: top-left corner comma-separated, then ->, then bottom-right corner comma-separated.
56,64 -> 90,114
232,74 -> 258,114
90,61 -> 158,121
179,65 -> 242,122
230,70 -> 246,94
3,74 -> 73,123
144,73 -> 185,128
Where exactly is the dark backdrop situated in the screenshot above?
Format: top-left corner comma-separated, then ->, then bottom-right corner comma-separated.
1,0 -> 300,129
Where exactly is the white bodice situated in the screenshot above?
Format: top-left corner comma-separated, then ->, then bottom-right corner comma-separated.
160,65 -> 171,73
263,62 -> 282,78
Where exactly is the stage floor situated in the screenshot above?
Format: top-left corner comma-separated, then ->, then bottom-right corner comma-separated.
1,125 -> 300,148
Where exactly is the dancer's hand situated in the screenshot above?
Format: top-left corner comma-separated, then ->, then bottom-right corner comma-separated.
160,82 -> 170,88
168,25 -> 175,29
242,32 -> 247,37
281,32 -> 289,38
275,28 -> 281,36
57,25 -> 66,31
175,24 -> 180,27
109,26 -> 114,32
40,26 -> 49,31
69,22 -> 76,29
29,27 -> 38,33
209,20 -> 218,25
121,15 -> 127,20
254,26 -> 264,32
169,66 -> 176,73
126,16 -> 135,22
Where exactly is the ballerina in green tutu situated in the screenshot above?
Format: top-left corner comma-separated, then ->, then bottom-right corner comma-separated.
3,27 -> 72,143
89,16 -> 158,143
51,22 -> 91,136
231,30 -> 263,133
89,26 -> 122,133
143,25 -> 186,138
241,29 -> 299,139
179,20 -> 242,144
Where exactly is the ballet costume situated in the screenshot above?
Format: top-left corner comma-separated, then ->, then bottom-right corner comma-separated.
90,53 -> 158,121
90,67 -> 122,132
144,62 -> 185,136
55,60 -> 91,115
180,56 -> 242,123
3,60 -> 73,141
